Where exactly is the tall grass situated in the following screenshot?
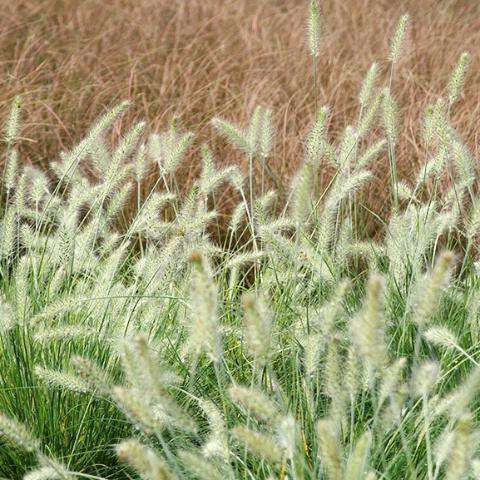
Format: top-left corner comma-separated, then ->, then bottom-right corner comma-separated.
2,0 -> 480,230
1,5 -> 480,480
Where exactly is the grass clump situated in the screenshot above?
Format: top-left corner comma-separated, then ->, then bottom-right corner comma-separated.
1,5 -> 480,480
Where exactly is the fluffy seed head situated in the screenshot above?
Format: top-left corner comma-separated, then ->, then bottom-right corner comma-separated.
413,361 -> 440,397
445,413 -> 474,480
276,415 -> 296,460
382,88 -> 398,145
211,117 -> 250,155
117,439 -> 175,480
412,251 -> 454,327
379,358 -> 406,405
4,95 -> 21,146
228,385 -> 279,422
23,461 -> 73,480
350,274 -> 388,376
308,0 -> 321,58
317,419 -> 343,480
242,292 -> 272,365
448,51 -> 471,106
198,399 -> 229,462
423,326 -> 458,350
231,426 -> 283,463
4,148 -> 18,192
259,107 -> 274,158
344,431 -> 372,480
186,251 -> 221,361
34,366 -> 89,394
179,450 -> 223,480
0,413 -> 39,452
389,14 -> 410,64
359,63 -> 378,108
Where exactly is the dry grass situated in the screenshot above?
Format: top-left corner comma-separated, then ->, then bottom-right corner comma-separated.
2,0 -> 480,232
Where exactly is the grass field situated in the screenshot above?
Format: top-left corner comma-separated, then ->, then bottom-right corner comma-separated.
1,1 -> 480,479
2,0 -> 480,227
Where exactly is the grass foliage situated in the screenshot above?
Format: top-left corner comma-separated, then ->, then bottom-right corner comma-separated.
1,4 -> 480,479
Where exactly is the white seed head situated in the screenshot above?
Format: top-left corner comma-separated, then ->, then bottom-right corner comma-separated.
231,426 -> 283,463
308,0 -> 322,58
448,51 -> 471,106
423,326 -> 458,350
276,415 -> 296,460
0,413 -> 39,452
35,366 -> 89,394
117,439 -> 175,479
350,274 -> 388,376
317,418 -> 343,480
389,14 -> 410,64
4,95 -> 22,146
179,450 -> 224,480
186,251 -> 222,362
23,461 -> 73,480
445,413 -> 474,480
413,360 -> 440,397
411,251 -> 454,327
242,292 -> 272,365
382,88 -> 398,145
211,117 -> 251,155
359,63 -> 379,108
228,385 -> 279,422
344,430 -> 372,480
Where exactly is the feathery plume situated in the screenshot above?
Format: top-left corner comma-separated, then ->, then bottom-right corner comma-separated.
350,274 -> 388,376
23,461 -> 74,480
178,450 -> 224,480
359,63 -> 379,108
117,439 -> 177,480
229,201 -> 247,233
198,399 -> 229,462
4,148 -> 18,192
344,431 -> 372,480
247,106 -> 263,154
308,0 -> 321,58
291,106 -> 329,225
34,366 -> 89,394
228,385 -> 279,423
33,325 -> 98,344
413,361 -> 440,397
276,415 -> 296,460
411,251 -> 454,327
231,426 -> 283,463
317,418 -> 343,480
135,143 -> 149,182
52,101 -> 130,180
379,358 -> 406,405
4,95 -> 21,146
445,413 -> 474,480
382,88 -> 398,146
448,52 -> 471,106
186,251 -> 221,362
70,356 -> 112,395
149,126 -> 194,176
211,118 -> 251,155
357,92 -> 382,138
242,292 -> 272,366
423,326 -> 458,350
259,108 -> 274,159
389,14 -> 410,64
357,139 -> 386,169
0,413 -> 39,452
0,298 -> 14,333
